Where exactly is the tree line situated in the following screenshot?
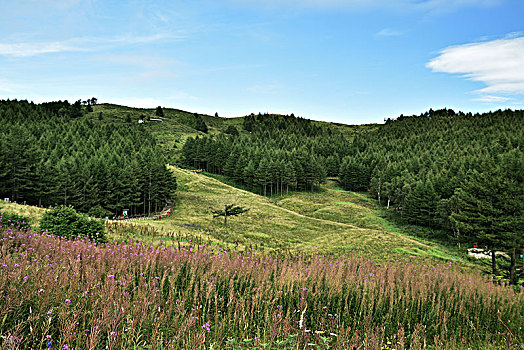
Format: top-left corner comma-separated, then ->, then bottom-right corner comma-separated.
180,114 -> 353,195
0,99 -> 177,217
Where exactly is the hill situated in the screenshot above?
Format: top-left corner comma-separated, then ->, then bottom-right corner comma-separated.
106,166 -> 467,264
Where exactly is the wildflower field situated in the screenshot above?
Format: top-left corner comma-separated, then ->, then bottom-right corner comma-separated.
1,218 -> 523,349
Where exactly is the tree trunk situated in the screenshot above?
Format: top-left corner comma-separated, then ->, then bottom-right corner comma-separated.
491,250 -> 498,276
148,174 -> 152,217
509,248 -> 516,285
224,210 -> 227,228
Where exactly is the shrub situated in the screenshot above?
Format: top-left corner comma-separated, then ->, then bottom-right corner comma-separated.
40,205 -> 107,242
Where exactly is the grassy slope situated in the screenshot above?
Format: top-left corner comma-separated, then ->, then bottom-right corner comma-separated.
89,104 -> 371,163
0,200 -> 47,226
113,166 -> 466,264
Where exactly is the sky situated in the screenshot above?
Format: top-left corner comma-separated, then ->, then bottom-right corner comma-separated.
0,0 -> 523,124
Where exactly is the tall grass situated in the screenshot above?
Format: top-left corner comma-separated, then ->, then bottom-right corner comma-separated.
0,224 -> 522,349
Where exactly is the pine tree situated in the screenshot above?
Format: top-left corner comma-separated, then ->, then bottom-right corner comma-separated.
451,165 -> 506,276
255,158 -> 271,196
155,106 -> 164,117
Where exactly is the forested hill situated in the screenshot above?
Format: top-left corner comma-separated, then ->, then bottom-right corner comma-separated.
180,108 -> 523,282
0,99 -> 177,217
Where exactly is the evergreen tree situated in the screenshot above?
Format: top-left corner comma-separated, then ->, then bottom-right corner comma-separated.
194,114 -> 208,133
451,164 -> 506,276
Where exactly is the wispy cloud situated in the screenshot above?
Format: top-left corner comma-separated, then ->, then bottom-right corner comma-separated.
0,33 -> 183,58
0,42 -> 84,57
427,35 -> 524,99
375,28 -> 404,37
471,95 -> 512,103
231,0 -> 504,12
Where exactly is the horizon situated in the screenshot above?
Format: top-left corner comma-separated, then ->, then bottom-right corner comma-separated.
1,0 -> 523,124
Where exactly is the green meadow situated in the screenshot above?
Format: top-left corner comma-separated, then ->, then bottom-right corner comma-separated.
105,166 -> 467,265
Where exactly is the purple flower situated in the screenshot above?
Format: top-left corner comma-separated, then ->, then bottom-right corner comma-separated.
201,322 -> 211,332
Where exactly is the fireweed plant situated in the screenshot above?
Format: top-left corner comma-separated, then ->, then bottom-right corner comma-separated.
0,223 -> 522,349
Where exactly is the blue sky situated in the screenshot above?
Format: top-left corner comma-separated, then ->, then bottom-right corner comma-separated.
1,0 -> 523,124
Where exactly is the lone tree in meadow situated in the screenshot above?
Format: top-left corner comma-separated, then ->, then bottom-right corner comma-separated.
212,204 -> 249,228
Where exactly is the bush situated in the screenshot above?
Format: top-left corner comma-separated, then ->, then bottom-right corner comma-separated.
0,212 -> 31,230
40,205 -> 107,243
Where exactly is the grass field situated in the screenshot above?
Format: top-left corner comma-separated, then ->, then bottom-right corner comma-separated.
102,166 -> 468,265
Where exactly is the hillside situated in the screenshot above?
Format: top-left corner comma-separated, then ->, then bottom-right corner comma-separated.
107,166 -> 467,264
89,103 -> 371,163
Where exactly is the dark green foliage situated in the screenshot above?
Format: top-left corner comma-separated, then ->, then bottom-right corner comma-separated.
181,114 -> 339,194
87,205 -> 113,218
0,99 -> 177,216
224,125 -> 239,136
40,205 -> 106,242
404,179 -> 439,226
194,113 -> 208,133
451,152 -> 524,282
212,204 -> 249,227
155,106 -> 164,117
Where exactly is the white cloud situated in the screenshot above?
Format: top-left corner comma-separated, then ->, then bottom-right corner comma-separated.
427,35 -> 524,98
472,95 -> 512,103
0,33 -> 183,58
0,42 -> 83,57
